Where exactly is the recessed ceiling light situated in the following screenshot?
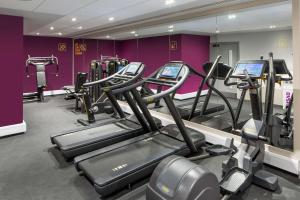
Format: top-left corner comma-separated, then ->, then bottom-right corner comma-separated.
108,17 -> 114,21
216,30 -> 220,34
168,29 -> 174,32
270,25 -> 276,29
168,25 -> 174,29
165,0 -> 175,5
58,32 -> 62,36
106,35 -> 110,38
50,26 -> 54,30
228,14 -> 236,19
72,17 -> 77,22
78,26 -> 83,30
131,31 -> 136,34
36,32 -> 40,35
134,34 -> 139,37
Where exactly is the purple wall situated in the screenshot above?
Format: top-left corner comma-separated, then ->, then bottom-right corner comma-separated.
74,39 -> 97,76
74,39 -> 116,78
116,34 -> 209,94
0,15 -> 23,126
22,34 -> 210,95
117,35 -> 182,76
178,34 -> 210,94
116,39 -> 139,62
23,36 -> 73,92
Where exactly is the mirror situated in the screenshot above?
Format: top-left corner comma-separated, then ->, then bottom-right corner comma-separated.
76,1 -> 293,151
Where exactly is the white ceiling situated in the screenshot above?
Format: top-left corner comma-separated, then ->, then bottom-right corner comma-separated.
0,0 -> 292,38
106,2 -> 292,40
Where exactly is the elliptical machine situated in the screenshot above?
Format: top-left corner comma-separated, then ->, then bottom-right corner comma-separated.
146,53 -> 278,200
264,59 -> 294,149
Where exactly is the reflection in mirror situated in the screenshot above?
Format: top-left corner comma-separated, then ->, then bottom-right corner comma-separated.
113,1 -> 293,151
208,3 -> 293,151
90,1 -> 293,151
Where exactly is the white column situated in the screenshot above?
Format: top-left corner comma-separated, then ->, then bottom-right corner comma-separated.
293,0 -> 300,154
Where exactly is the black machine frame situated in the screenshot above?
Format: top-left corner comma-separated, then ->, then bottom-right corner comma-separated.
23,55 -> 59,102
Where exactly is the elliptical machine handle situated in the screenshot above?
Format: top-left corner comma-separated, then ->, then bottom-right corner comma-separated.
224,68 -> 238,86
237,69 -> 260,90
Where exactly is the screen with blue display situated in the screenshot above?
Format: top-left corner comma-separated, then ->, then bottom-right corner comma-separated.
160,65 -> 182,79
233,63 -> 264,77
125,63 -> 140,74
117,65 -> 125,72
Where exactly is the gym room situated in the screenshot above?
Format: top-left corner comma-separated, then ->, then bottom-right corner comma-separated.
0,0 -> 299,199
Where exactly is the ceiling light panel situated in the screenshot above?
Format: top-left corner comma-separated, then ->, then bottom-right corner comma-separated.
34,0 -> 96,15
91,2 -> 291,40
0,0 -> 44,11
228,14 -> 236,19
31,0 -> 212,36
165,0 -> 175,5
74,0 -> 198,31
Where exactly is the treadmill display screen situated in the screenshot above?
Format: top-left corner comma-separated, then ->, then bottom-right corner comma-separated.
160,64 -> 182,79
124,63 -> 141,75
233,63 -> 264,78
117,65 -> 125,72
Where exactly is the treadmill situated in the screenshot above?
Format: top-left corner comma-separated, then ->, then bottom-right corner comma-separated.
190,61 -> 250,132
50,62 -> 161,160
74,59 -> 210,197
176,62 -> 225,120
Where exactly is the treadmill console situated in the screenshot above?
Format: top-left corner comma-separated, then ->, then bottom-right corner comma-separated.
122,62 -> 143,75
159,63 -> 183,80
231,60 -> 267,79
264,59 -> 290,75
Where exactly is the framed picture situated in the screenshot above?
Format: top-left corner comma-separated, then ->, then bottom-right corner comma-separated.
58,43 -> 67,52
75,43 -> 87,55
170,41 -> 177,50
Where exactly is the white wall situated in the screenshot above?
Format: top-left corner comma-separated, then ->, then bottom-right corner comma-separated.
210,29 -> 293,106
211,29 -> 293,72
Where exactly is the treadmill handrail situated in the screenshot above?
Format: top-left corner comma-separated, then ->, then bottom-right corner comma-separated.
103,67 -> 145,91
169,61 -> 206,78
83,67 -> 126,87
142,66 -> 189,103
224,68 -> 238,86
111,68 -> 163,95
83,64 -> 144,91
202,56 -> 222,84
112,66 -> 190,103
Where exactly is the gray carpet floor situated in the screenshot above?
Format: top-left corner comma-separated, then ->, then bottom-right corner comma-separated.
0,95 -> 298,200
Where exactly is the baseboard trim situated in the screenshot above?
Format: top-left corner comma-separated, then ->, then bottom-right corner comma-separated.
23,90 -> 66,97
24,89 -> 207,100
44,90 -> 66,96
174,90 -> 208,100
145,88 -> 208,100
0,120 -> 26,137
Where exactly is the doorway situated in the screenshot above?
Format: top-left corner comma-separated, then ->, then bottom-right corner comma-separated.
210,42 -> 240,96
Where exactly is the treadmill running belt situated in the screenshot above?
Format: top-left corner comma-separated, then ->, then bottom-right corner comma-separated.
53,123 -> 127,148
177,102 -> 225,119
77,133 -> 188,196
78,134 -> 185,185
51,119 -> 144,159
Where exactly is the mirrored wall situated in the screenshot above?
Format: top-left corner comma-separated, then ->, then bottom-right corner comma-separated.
84,1 -> 293,151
